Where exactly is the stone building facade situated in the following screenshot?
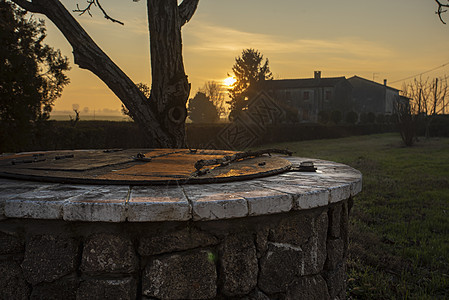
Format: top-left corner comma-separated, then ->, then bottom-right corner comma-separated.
262,72 -> 406,123
263,71 -> 353,122
347,76 -> 401,115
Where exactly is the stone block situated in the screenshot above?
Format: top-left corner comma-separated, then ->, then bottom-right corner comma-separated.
138,227 -> 218,256
265,210 -> 328,278
21,235 -> 79,285
5,184 -> 94,220
286,275 -> 330,300
258,242 -> 305,294
326,238 -> 344,271
192,197 -> 248,221
324,264 -> 346,299
81,233 -> 137,275
351,178 -> 363,196
0,180 -> 49,201
329,204 -> 342,238
77,277 -> 136,300
255,228 -> 269,258
183,184 -> 249,221
30,276 -> 78,300
0,231 -> 24,254
294,188 -> 329,210
240,289 -> 270,300
328,183 -> 351,203
0,260 -> 30,299
128,186 -> 191,222
63,186 -> 128,222
220,234 -> 258,296
142,249 -> 217,299
341,200 -> 350,257
269,210 -> 328,247
242,189 -> 292,216
5,199 -> 64,220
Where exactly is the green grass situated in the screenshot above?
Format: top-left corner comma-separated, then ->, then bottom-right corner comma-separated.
260,133 -> 449,299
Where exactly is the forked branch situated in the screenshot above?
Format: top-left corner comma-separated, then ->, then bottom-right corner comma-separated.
435,0 -> 449,24
73,0 -> 124,25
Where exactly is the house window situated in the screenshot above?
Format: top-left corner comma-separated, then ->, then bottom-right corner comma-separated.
303,91 -> 310,100
325,91 -> 332,100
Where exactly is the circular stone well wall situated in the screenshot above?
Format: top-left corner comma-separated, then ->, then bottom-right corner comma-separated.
0,156 -> 362,300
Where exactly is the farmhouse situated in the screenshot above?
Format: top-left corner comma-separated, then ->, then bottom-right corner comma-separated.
262,72 -> 404,123
347,76 -> 400,116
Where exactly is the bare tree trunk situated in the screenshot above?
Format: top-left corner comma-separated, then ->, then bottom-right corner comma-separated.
147,0 -> 190,148
12,0 -> 199,148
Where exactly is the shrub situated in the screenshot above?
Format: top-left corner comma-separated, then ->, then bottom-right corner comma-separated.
367,112 -> 376,124
345,111 -> 358,125
318,111 -> 330,124
331,110 -> 342,124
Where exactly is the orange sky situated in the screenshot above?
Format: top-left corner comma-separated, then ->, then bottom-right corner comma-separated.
40,0 -> 449,115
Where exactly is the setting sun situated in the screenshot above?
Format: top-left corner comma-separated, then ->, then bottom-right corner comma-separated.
223,76 -> 236,87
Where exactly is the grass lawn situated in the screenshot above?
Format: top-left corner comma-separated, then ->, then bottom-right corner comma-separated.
260,133 -> 449,299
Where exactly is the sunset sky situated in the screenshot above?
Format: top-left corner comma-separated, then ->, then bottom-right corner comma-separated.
40,0 -> 449,115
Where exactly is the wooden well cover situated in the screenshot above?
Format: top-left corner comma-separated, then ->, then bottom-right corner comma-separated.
0,149 -> 292,185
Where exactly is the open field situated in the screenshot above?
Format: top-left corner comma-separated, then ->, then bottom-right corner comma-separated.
261,133 -> 449,299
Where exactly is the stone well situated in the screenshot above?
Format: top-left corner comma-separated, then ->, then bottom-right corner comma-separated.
0,152 -> 361,299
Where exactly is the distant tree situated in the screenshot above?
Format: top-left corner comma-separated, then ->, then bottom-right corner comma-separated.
187,92 -> 219,123
345,111 -> 358,125
0,0 -> 70,151
200,81 -> 227,119
330,110 -> 342,124
401,76 -> 449,139
394,99 -> 416,146
228,49 -> 273,120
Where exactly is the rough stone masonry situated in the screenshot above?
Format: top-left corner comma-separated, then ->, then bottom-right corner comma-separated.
0,200 -> 352,299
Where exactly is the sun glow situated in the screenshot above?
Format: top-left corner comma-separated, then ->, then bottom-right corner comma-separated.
223,76 -> 236,87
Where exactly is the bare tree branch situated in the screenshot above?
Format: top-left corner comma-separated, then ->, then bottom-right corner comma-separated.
435,0 -> 449,24
178,0 -> 199,26
73,0 -> 124,25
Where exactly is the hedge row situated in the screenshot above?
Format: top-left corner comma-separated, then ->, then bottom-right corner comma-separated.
2,116 -> 447,153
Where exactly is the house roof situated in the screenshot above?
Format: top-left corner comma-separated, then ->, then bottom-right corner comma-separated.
348,75 -> 400,92
263,77 -> 348,90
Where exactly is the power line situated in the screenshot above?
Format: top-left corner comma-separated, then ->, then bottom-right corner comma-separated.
390,60 -> 449,84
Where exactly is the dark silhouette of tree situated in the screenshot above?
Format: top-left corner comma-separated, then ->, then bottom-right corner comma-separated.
0,0 -> 70,151
11,0 -> 199,148
228,48 -> 272,121
187,92 -> 219,123
394,99 -> 416,146
200,81 -> 227,119
401,76 -> 448,139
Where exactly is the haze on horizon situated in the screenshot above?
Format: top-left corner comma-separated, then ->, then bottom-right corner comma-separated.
40,0 -> 449,115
